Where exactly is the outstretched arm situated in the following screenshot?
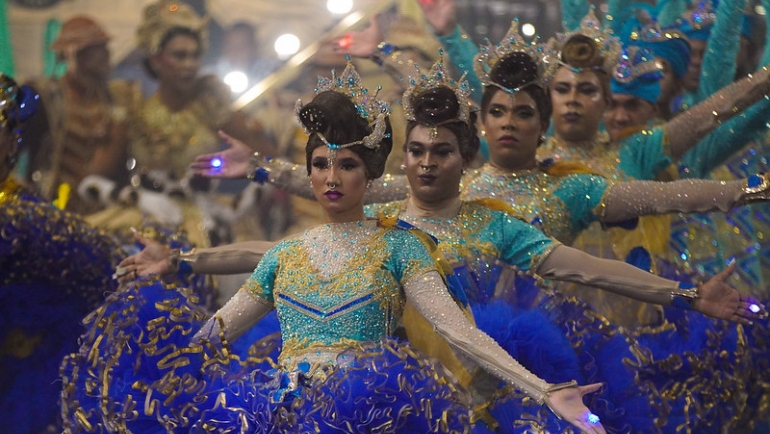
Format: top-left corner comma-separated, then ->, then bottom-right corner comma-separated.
191,131 -> 409,204
598,175 -> 770,223
693,0 -> 747,105
536,245 -> 766,324
193,288 -> 274,344
405,270 -> 606,433
418,0 -> 483,103
117,233 -> 274,279
192,248 -> 280,344
663,65 -> 770,161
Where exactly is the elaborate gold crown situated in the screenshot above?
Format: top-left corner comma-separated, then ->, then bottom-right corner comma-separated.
402,53 -> 472,124
295,61 -> 390,155
547,8 -> 623,75
474,20 -> 559,90
136,0 -> 208,55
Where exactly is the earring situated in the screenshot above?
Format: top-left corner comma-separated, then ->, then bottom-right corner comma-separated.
480,130 -> 487,137
538,134 -> 546,145
399,164 -> 406,171
366,180 -> 373,189
462,168 -> 467,175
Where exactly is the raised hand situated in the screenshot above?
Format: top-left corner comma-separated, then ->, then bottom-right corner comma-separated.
333,15 -> 383,58
545,383 -> 606,434
417,0 -> 457,37
696,261 -> 768,324
190,130 -> 253,179
114,232 -> 173,283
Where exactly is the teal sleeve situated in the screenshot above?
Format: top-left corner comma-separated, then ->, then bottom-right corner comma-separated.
497,213 -> 554,271
437,25 -> 483,104
761,0 -> 770,66
561,0 -> 590,31
617,127 -> 673,180
553,174 -> 609,233
245,242 -> 282,303
678,98 -> 770,179
694,0 -> 747,105
656,0 -> 687,27
385,229 -> 439,283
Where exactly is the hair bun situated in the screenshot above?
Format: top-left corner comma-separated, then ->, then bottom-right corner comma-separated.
561,35 -> 603,69
490,52 -> 540,91
298,104 -> 328,134
411,87 -> 460,125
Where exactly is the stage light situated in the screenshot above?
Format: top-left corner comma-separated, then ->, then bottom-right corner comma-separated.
522,23 -> 536,37
327,0 -> 353,14
223,71 -> 248,93
274,33 -> 300,59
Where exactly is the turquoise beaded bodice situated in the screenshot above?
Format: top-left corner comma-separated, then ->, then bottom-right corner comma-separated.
460,164 -> 609,245
365,200 -> 555,272
244,221 -> 437,366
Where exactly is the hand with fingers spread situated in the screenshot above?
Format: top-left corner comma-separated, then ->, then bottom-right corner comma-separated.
417,0 -> 457,37
545,383 -> 606,434
114,233 -> 173,284
332,15 -> 383,58
190,131 -> 254,179
695,261 -> 768,324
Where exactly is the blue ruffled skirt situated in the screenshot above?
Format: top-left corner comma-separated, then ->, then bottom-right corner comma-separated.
60,278 -> 475,433
453,255 -> 767,433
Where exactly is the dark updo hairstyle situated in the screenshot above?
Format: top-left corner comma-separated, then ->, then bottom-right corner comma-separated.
481,51 -> 551,125
558,34 -> 612,104
301,91 -> 393,179
405,86 -> 480,162
143,26 -> 203,80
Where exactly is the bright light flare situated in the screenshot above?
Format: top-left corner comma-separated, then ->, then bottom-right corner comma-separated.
522,23 -> 536,37
274,33 -> 300,59
327,0 -> 353,15
223,71 -> 248,93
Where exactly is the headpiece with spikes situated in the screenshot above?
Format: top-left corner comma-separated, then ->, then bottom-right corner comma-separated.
474,20 -> 559,90
610,45 -> 664,104
613,46 -> 664,84
624,19 -> 691,79
547,8 -> 623,75
295,61 -> 390,164
402,53 -> 472,142
675,0 -> 716,37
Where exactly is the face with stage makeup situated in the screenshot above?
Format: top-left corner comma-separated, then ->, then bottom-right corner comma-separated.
301,91 -> 393,222
309,146 -> 369,222
550,66 -> 609,142
481,88 -> 546,171
404,124 -> 468,205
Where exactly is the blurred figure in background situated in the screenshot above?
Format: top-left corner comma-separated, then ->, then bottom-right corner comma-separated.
205,21 -> 282,100
23,15 -> 140,214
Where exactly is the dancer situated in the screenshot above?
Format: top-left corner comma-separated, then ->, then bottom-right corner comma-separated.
61,63 -> 609,434
0,74 -> 122,433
